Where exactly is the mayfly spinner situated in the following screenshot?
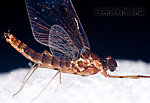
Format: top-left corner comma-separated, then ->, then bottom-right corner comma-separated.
4,0 -> 150,97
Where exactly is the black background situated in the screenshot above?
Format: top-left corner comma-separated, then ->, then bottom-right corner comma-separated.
0,0 -> 149,73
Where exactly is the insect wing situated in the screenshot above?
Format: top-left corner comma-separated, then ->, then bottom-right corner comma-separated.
49,25 -> 79,59
25,0 -> 90,59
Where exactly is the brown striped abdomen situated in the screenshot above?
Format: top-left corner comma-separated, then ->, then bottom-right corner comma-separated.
4,33 -> 76,74
4,33 -> 42,64
4,33 -> 100,76
40,54 -> 75,74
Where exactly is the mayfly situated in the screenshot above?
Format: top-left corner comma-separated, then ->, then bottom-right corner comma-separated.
4,0 -> 150,97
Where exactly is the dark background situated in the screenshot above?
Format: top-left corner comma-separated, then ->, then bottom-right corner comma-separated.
0,0 -> 149,73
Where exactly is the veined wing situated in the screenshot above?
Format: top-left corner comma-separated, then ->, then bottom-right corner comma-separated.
25,0 -> 90,59
49,25 -> 79,59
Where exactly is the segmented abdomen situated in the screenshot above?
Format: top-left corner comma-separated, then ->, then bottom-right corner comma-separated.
5,34 -> 42,64
5,33 -> 97,76
5,33 -> 76,74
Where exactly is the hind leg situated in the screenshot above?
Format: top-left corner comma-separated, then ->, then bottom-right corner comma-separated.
13,64 -> 39,97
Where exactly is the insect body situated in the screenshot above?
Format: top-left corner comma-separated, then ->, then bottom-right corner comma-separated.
4,33 -> 115,77
4,0 -> 150,98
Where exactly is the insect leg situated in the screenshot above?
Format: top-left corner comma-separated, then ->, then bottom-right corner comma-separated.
58,68 -> 62,84
59,72 -> 62,84
23,63 -> 37,83
32,71 -> 59,101
13,64 -> 39,97
106,74 -> 150,79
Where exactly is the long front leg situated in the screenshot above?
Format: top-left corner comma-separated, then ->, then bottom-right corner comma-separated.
106,74 -> 150,79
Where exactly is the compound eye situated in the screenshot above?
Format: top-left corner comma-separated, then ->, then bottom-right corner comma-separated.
108,59 -> 117,72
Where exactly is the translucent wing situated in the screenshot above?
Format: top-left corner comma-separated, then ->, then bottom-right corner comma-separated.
49,25 -> 79,59
25,0 -> 90,59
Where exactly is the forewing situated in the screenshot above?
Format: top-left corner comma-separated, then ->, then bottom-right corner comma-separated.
25,0 -> 90,59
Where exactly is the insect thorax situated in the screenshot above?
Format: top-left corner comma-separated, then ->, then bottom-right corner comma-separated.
70,52 -> 103,76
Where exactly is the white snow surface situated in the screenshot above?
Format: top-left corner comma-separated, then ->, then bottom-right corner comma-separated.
1,60 -> 150,103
